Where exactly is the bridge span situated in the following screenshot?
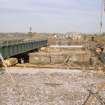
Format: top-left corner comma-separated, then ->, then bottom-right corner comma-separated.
0,39 -> 48,60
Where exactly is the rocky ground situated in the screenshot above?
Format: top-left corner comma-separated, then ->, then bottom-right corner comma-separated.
0,68 -> 105,105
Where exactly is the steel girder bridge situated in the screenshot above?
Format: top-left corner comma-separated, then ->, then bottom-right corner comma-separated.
0,39 -> 48,59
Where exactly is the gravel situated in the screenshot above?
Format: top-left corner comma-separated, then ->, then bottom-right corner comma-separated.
0,68 -> 105,105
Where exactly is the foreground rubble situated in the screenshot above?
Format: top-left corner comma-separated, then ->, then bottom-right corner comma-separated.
0,68 -> 105,105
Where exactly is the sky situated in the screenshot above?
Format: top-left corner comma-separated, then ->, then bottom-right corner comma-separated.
0,0 -> 105,33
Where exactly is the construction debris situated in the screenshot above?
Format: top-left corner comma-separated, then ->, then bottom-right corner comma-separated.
4,58 -> 18,67
29,46 -> 91,69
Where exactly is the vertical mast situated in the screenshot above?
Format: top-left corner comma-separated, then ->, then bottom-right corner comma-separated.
100,0 -> 104,33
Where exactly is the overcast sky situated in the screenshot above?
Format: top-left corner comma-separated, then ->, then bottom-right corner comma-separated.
0,0 -> 105,33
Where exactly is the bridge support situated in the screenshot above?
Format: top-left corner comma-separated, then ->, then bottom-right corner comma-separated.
12,48 -> 39,64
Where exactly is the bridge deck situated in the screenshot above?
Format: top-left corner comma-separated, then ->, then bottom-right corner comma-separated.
0,40 -> 48,58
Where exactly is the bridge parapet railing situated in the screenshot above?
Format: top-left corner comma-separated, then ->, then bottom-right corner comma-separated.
0,39 -> 47,47
0,40 -> 25,47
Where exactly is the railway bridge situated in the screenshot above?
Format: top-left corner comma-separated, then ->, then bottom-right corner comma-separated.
0,39 -> 48,62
